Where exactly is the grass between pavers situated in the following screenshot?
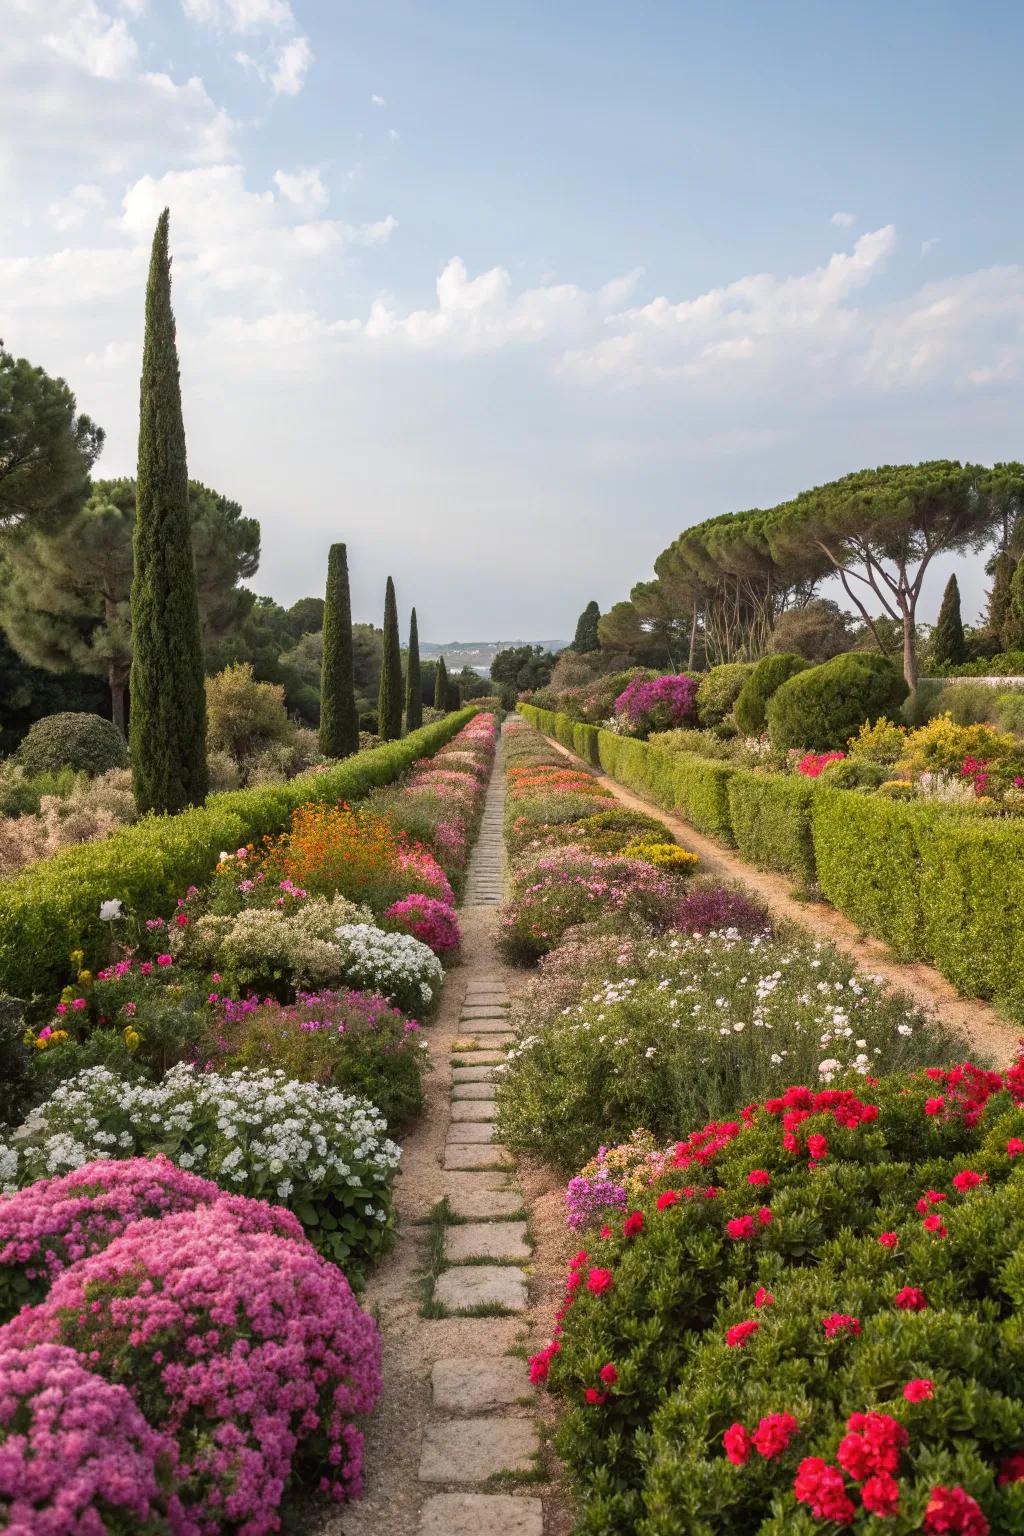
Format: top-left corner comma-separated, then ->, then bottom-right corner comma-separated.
419,1197 -> 532,1317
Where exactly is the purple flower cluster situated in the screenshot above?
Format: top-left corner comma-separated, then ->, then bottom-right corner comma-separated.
0,1343 -> 190,1535
672,883 -> 772,938
565,1173 -> 628,1233
1,1200 -> 382,1533
385,894 -> 462,955
614,673 -> 698,735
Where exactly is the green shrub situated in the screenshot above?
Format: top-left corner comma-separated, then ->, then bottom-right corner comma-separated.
649,727 -> 735,760
932,680 -> 1003,726
994,689 -> 1024,734
0,766 -> 82,818
817,756 -> 891,790
538,1067 -> 1024,1535
205,661 -> 294,770
901,677 -> 946,727
696,663 -> 756,727
18,713 -> 128,777
767,653 -> 909,751
733,653 -> 811,735
811,790 -> 930,960
0,710 -> 477,1001
931,648 -> 1024,677
597,735 -> 736,842
727,771 -> 818,888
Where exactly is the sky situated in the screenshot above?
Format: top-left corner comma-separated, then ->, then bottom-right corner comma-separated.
3,0 -> 1024,641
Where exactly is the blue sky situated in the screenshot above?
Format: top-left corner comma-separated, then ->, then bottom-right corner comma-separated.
3,1 -> 1024,639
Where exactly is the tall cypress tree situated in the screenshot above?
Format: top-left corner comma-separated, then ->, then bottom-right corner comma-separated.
129,209 -> 207,814
573,600 -> 601,653
931,573 -> 968,666
1002,559 -> 1024,652
378,576 -> 403,740
320,542 -> 359,757
434,655 -> 448,712
990,551 -> 1017,640
405,607 -> 423,732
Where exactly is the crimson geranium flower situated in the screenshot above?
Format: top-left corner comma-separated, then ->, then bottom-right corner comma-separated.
861,1471 -> 901,1516
923,1213 -> 948,1238
752,1412 -> 798,1460
793,1458 -> 856,1523
878,1231 -> 899,1248
951,1169 -> 986,1192
904,1378 -> 935,1402
997,1449 -> 1024,1485
806,1133 -> 828,1159
821,1313 -> 861,1339
754,1287 -> 774,1309
726,1215 -> 755,1240
723,1422 -> 752,1466
586,1267 -> 613,1295
725,1319 -> 759,1349
925,1097 -> 945,1115
598,1363 -> 618,1386
1007,1138 -> 1024,1158
623,1211 -> 644,1238
656,1189 -> 679,1210
584,1388 -> 607,1405
894,1285 -> 928,1311
747,1169 -> 771,1186
923,1484 -> 989,1535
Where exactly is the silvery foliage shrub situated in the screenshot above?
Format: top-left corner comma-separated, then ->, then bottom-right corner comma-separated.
332,922 -> 444,1015
0,1064 -> 401,1277
171,894 -> 368,994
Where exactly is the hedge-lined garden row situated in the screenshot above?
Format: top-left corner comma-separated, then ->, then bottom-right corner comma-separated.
0,708 -> 478,1000
518,704 -> 1024,1021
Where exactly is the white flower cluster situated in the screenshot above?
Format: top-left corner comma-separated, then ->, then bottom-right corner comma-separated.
2,1064 -> 401,1208
333,923 -> 443,1007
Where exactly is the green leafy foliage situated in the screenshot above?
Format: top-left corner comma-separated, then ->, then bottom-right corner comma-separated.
696,663 -> 756,727
734,654 -> 811,735
0,343 -> 103,528
18,712 -> 127,777
767,653 -> 909,751
727,771 -> 818,889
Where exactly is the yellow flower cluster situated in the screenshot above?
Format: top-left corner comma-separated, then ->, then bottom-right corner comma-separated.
622,840 -> 700,871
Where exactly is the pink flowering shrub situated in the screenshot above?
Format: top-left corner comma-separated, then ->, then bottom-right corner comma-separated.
0,1203 -> 383,1533
384,894 -> 461,955
532,1059 -> 1024,1535
0,1342 -> 190,1535
395,845 -> 455,907
0,1155 -> 301,1323
499,847 -> 680,964
614,674 -> 698,737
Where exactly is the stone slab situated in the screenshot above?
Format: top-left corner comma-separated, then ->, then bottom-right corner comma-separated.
444,1183 -> 524,1222
459,1017 -> 514,1034
447,1121 -> 496,1144
419,1418 -> 538,1483
445,1221 -> 530,1263
461,1004 -> 510,1017
452,1066 -> 495,1083
450,1098 -> 496,1120
431,1356 -> 533,1413
419,1493 -> 542,1536
444,1144 -> 512,1171
435,1265 -> 527,1314
453,1080 -> 504,1098
456,1033 -> 514,1050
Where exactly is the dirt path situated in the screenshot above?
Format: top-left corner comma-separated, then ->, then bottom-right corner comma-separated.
315,726 -> 572,1536
542,734 -> 1021,1070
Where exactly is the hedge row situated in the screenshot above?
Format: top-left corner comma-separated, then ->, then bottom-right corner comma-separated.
518,703 -> 1024,1021
0,709 -> 478,1001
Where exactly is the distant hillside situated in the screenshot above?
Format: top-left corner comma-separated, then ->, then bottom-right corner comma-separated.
420,639 -> 568,675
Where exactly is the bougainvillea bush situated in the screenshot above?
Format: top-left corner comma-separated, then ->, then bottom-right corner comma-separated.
614,674 -> 699,737
219,988 -> 428,1130
0,1203 -> 382,1534
0,1153 -> 301,1323
0,1342 -> 188,1535
1,1064 -> 400,1278
530,1061 -> 1024,1536
495,926 -> 964,1172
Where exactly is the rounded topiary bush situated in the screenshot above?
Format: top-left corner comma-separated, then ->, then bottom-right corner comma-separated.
696,663 -> 757,727
18,712 -> 127,777
766,654 -> 909,751
817,756 -> 891,791
734,653 -> 811,735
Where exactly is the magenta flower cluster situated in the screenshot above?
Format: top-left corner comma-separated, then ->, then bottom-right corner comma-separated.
0,1342 -> 190,1535
614,674 -> 698,735
385,894 -> 462,954
1,1198 -> 382,1533
565,1172 -> 628,1232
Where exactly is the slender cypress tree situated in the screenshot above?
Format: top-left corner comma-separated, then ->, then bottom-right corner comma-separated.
378,576 -> 403,740
446,675 -> 461,711
572,600 -> 601,653
931,574 -> 968,666
1003,559 -> 1024,652
129,209 -> 207,814
405,607 -> 423,732
320,542 -> 359,757
434,655 -> 448,712
991,551 -> 1018,640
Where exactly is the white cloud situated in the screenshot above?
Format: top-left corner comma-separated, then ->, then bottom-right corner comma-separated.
831,210 -> 856,227
182,0 -> 294,30
388,128 -> 400,142
271,35 -> 312,94
44,0 -> 139,79
273,166 -> 328,211
371,93 -> 386,107
47,182 -> 106,231
921,236 -> 940,256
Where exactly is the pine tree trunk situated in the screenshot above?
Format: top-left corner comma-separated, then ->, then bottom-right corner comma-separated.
902,614 -> 918,690
110,672 -> 126,737
129,210 -> 208,814
320,543 -> 359,757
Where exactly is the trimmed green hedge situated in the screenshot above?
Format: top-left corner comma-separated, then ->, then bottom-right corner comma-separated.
727,769 -> 818,889
518,702 -> 1024,1021
0,709 -> 478,1000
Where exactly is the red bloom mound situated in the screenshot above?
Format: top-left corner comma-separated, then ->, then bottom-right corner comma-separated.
0,1203 -> 382,1534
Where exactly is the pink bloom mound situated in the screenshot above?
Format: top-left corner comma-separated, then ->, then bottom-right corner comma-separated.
396,846 -> 455,907
614,674 -> 697,734
0,1342 -> 189,1536
0,1155 -> 302,1322
385,894 -> 461,955
0,1203 -> 382,1533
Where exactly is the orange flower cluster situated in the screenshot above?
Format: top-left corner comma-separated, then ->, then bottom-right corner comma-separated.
268,804 -> 406,905
507,766 -> 605,800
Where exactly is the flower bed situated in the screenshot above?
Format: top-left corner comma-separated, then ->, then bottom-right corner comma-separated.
532,1061 -> 1024,1535
0,1200 -> 381,1533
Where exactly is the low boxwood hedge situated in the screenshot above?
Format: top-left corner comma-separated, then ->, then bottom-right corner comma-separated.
0,709 -> 477,1001
727,769 -> 818,889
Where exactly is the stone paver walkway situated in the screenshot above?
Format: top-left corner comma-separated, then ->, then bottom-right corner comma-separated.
417,724 -> 544,1536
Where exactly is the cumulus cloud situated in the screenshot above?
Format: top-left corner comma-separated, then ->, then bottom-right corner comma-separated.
181,0 -> 295,30
371,93 -> 386,106
270,35 -> 312,94
831,210 -> 856,227
273,166 -> 328,211
47,182 -> 106,231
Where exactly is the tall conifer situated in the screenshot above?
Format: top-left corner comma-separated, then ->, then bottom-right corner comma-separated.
1002,559 -> 1024,652
434,655 -> 448,712
378,576 -> 403,740
990,551 -> 1018,640
129,209 -> 207,813
405,607 -> 423,731
320,542 -> 359,756
931,573 -> 968,666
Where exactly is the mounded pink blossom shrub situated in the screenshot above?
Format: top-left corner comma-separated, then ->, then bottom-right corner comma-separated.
614,674 -> 698,736
0,1203 -> 382,1533
0,1342 -> 191,1535
0,1156 -> 303,1324
396,846 -> 455,907
384,894 -> 461,954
